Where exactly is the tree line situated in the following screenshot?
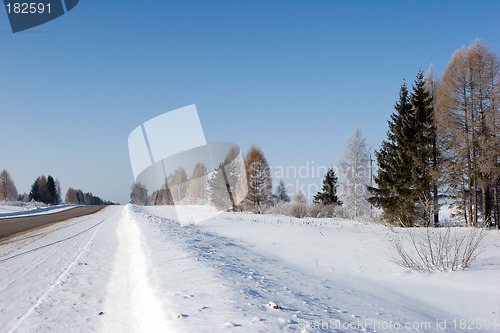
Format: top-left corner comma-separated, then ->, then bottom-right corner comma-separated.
130,139 -> 366,219
0,169 -> 115,205
369,39 -> 499,228
131,39 -> 498,229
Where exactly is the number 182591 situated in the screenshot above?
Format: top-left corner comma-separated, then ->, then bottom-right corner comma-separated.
5,2 -> 51,14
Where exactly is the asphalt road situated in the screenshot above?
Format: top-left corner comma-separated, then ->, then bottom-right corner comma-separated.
0,206 -> 106,241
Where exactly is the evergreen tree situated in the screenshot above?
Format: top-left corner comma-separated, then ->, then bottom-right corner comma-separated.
274,179 -> 291,204
369,73 -> 437,226
369,82 -> 416,225
410,69 -> 438,225
29,176 -> 49,203
313,167 -> 341,205
47,175 -> 58,205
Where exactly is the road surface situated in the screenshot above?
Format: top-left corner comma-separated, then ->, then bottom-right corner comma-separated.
0,206 -> 105,241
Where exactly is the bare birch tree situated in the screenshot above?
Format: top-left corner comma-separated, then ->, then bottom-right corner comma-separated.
168,167 -> 189,203
187,162 -> 207,204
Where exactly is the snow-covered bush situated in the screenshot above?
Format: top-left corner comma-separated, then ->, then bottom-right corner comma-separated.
389,226 -> 487,272
270,202 -> 350,219
289,202 -> 307,218
307,203 -> 336,218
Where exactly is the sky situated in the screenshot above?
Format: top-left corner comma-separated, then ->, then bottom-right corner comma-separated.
1,1 -> 499,204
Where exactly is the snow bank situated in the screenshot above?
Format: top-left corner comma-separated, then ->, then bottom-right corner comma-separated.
103,205 -> 173,332
0,203 -> 74,218
145,206 -> 500,332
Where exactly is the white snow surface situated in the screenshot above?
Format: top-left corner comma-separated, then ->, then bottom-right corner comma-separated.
0,204 -> 499,332
0,203 -> 73,218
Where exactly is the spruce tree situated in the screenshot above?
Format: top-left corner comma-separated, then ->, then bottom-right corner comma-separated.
368,82 -> 416,226
313,167 -> 341,205
29,176 -> 43,203
47,175 -> 58,205
369,73 -> 438,226
274,179 -> 291,204
410,69 -> 438,225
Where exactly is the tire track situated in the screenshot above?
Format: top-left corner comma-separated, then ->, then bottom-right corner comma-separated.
5,218 -> 106,333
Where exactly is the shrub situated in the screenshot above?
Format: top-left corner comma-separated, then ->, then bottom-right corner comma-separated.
389,226 -> 487,272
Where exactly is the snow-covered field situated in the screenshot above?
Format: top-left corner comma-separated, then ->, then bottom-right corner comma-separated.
0,203 -> 73,218
0,204 -> 499,332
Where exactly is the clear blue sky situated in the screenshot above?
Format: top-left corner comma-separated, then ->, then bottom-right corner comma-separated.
1,1 -> 499,204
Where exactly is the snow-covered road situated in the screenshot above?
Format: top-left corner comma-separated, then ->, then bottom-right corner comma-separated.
0,206 -> 117,333
1,205 -> 498,332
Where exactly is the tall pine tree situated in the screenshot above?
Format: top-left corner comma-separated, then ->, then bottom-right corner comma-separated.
369,81 -> 417,226
313,167 -> 341,205
410,69 -> 438,226
273,179 -> 291,204
369,72 -> 438,226
47,175 -> 58,205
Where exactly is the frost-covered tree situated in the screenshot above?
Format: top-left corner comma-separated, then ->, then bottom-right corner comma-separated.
292,188 -> 307,204
273,179 -> 290,204
209,163 -> 233,210
313,167 -> 341,205
339,128 -> 370,218
209,146 -> 246,211
0,169 -> 18,202
168,167 -> 188,203
290,188 -> 307,218
130,182 -> 148,205
187,162 -> 207,204
243,145 -> 273,213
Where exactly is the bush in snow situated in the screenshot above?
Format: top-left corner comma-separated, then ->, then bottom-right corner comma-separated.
307,203 -> 337,218
270,202 -> 350,219
288,189 -> 307,218
389,225 -> 487,272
